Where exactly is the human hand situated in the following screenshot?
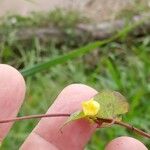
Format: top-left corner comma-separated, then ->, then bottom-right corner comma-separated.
0,64 -> 148,150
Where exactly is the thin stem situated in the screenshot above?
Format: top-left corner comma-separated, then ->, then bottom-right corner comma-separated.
0,114 -> 70,123
0,114 -> 149,139
115,121 -> 150,139
97,118 -> 150,139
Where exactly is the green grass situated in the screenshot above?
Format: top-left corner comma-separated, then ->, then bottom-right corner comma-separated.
0,9 -> 87,28
116,0 -> 150,20
0,10 -> 150,150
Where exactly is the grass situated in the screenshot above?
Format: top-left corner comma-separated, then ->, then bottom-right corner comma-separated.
0,9 -> 87,28
116,0 -> 150,20
0,9 -> 150,149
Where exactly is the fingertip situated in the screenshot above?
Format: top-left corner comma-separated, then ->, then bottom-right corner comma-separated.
0,64 -> 26,140
51,83 -> 98,112
62,83 -> 97,94
105,136 -> 148,150
0,64 -> 26,91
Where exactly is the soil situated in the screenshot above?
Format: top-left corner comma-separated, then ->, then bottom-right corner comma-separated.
0,0 -> 149,22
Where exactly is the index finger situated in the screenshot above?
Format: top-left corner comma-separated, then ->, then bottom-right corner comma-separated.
0,64 -> 26,142
21,84 -> 98,150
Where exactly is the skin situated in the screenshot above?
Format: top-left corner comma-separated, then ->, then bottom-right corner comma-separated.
0,64 -> 148,150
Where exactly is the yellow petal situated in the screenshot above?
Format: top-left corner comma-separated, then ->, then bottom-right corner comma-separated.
82,98 -> 100,116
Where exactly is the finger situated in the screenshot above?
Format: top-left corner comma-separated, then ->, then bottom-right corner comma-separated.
105,136 -> 148,150
0,64 -> 26,142
21,84 -> 98,150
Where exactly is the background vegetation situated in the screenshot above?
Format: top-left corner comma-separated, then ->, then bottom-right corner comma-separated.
0,9 -> 150,149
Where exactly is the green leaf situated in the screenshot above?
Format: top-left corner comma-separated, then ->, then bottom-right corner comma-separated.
61,111 -> 85,129
21,20 -> 145,77
65,111 -> 85,124
63,91 -> 129,128
94,91 -> 129,119
21,40 -> 108,77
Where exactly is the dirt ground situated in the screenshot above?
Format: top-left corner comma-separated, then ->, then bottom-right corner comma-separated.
0,0 -> 149,22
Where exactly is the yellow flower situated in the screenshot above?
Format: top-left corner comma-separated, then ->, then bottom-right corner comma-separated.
82,98 -> 100,116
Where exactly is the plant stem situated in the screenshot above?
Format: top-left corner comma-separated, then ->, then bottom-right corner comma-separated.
97,118 -> 150,139
0,114 -> 149,139
115,121 -> 150,139
0,114 -> 70,123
